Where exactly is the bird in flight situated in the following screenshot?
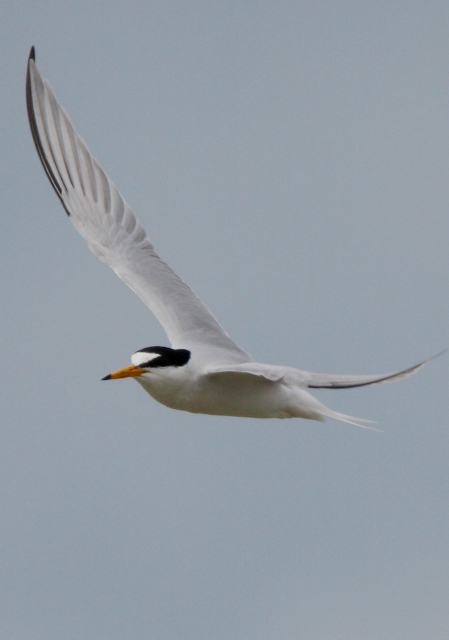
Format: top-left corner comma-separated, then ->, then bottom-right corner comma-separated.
26,47 -> 438,429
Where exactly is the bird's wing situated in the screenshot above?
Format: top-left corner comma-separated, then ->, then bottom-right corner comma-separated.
208,352 -> 443,388
26,48 -> 250,365
207,362 -> 293,382
303,352 -> 444,388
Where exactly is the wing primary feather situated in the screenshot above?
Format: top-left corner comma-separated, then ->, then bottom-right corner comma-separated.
26,49 -> 70,215
44,85 -> 76,192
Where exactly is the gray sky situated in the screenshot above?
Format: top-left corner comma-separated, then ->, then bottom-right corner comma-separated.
1,2 -> 449,638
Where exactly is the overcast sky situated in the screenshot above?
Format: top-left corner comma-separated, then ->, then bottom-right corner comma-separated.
1,2 -> 449,638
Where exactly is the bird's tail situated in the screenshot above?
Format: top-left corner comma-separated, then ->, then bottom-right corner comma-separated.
317,406 -> 382,431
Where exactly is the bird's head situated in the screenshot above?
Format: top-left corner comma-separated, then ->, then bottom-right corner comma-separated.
102,346 -> 191,380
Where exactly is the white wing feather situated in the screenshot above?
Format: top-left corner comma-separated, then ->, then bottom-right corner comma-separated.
26,50 -> 250,366
208,352 -> 443,388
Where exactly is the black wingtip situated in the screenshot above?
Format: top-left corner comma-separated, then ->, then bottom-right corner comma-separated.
25,45 -> 72,217
101,374 -> 112,380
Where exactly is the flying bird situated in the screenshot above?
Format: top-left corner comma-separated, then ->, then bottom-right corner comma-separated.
26,48 -> 438,429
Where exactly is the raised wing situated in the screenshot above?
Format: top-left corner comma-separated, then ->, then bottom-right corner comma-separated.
208,352 -> 443,388
26,48 -> 250,365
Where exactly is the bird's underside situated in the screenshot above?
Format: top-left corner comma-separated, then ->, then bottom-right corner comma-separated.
26,47 -> 441,428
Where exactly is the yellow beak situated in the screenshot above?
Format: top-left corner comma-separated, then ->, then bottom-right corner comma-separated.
102,364 -> 147,380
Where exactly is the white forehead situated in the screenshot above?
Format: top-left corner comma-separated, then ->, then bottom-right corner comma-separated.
131,351 -> 159,367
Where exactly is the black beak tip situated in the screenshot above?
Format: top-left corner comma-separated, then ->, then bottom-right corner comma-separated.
101,374 -> 112,381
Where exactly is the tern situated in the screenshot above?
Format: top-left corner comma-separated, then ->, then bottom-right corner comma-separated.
26,48 -> 438,429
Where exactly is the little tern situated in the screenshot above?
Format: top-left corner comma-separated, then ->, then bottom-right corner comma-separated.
26,48 -> 438,428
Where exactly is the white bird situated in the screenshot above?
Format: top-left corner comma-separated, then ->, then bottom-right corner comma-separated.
26,48 -> 439,429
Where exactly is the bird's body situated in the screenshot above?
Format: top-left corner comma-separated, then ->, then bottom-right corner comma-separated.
133,360 -> 320,420
26,48 -> 438,429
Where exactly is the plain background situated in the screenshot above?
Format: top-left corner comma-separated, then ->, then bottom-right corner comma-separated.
1,2 -> 448,638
